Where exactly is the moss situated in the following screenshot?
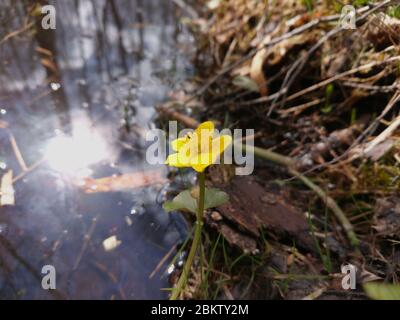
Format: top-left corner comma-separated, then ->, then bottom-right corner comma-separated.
356,160 -> 400,193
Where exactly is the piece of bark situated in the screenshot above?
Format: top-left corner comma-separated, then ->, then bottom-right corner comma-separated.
205,209 -> 258,254
219,223 -> 258,255
215,176 -> 315,252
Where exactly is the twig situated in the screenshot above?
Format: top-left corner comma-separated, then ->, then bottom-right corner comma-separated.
0,234 -> 66,299
12,157 -> 45,183
92,260 -> 127,300
289,168 -> 359,246
157,106 -> 200,129
284,56 -> 400,103
0,22 -> 34,46
183,4 -> 373,105
278,98 -> 324,117
232,56 -> 400,108
73,216 -> 98,270
269,0 -> 392,116
149,244 -> 177,279
342,81 -> 400,93
301,89 -> 400,176
363,114 -> 400,155
8,132 -> 28,172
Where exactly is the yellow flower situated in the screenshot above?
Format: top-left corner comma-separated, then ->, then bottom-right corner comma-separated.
166,121 -> 232,172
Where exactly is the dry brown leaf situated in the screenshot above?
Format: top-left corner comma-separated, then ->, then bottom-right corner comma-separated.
250,32 -> 317,97
35,46 -> 53,57
267,33 -> 316,66
250,48 -> 268,96
78,170 -> 166,193
40,58 -> 58,74
1,170 -> 15,206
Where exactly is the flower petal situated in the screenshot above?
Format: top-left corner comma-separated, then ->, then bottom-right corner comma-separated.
165,121 -> 232,172
165,153 -> 190,168
171,137 -> 188,152
177,136 -> 201,161
194,122 -> 214,154
191,163 -> 209,172
189,153 -> 213,172
211,134 -> 232,155
195,121 -> 214,134
190,152 -> 215,172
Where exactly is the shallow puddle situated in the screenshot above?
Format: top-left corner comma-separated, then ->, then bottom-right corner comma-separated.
0,0 -> 194,299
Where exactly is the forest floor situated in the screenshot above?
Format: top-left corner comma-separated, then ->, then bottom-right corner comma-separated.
158,0 -> 400,300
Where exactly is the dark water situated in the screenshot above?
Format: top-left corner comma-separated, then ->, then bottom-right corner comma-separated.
0,0 -> 194,299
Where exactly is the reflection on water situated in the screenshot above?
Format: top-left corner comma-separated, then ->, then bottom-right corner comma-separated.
44,118 -> 108,176
0,0 -> 194,299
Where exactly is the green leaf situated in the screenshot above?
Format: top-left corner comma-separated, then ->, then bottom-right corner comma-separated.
353,0 -> 370,8
163,187 -> 229,214
302,0 -> 314,12
163,190 -> 197,214
364,282 -> 400,300
204,188 -> 229,209
388,5 -> 400,19
232,76 -> 259,92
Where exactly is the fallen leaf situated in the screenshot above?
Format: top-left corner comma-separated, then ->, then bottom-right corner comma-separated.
78,170 -> 166,193
250,48 -> 268,95
40,58 -> 58,74
1,170 -> 15,206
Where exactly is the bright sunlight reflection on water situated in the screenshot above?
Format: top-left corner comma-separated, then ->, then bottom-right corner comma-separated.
44,120 -> 108,176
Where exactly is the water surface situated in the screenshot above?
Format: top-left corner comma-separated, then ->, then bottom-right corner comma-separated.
0,0 -> 194,299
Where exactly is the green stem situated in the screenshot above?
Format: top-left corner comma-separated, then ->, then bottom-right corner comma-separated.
290,168 -> 359,247
170,172 -> 205,300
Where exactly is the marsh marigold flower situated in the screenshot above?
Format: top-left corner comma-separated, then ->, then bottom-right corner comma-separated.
165,121 -> 232,172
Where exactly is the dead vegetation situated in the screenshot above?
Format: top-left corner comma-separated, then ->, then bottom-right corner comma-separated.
159,0 -> 400,299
